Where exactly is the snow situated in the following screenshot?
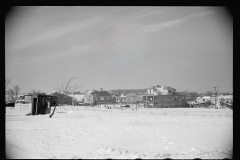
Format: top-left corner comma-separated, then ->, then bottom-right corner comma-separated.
6,106 -> 233,159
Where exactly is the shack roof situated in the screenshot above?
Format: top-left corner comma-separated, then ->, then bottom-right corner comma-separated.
48,92 -> 72,100
32,93 -> 57,99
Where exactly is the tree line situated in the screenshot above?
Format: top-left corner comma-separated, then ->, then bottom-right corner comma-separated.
5,78 -> 21,103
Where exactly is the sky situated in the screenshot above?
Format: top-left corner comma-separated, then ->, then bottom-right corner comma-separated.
5,6 -> 233,94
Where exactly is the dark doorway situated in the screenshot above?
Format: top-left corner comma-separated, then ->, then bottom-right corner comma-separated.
31,98 -> 37,115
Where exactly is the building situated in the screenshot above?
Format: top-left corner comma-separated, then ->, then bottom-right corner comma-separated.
196,96 -> 211,104
67,94 -> 84,105
137,94 -> 143,102
25,95 -> 32,103
113,93 -> 143,104
84,90 -> 94,104
126,94 -> 139,103
15,94 -> 32,104
110,93 -> 118,103
84,89 -> 114,105
154,93 -> 187,108
141,85 -> 187,108
196,95 -> 233,105
141,92 -> 155,103
142,85 -> 177,102
115,93 -> 127,103
147,85 -> 176,95
31,93 -> 57,115
47,91 -> 73,105
218,95 -> 233,104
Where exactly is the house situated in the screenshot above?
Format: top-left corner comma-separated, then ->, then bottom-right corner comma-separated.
92,90 -> 114,105
24,94 -> 32,103
126,94 -> 139,103
218,95 -> 233,103
84,89 -> 114,105
67,94 -> 84,105
15,95 -> 25,104
137,94 -> 143,102
114,93 -> 143,104
142,85 -> 177,102
47,91 -> 73,105
15,94 -> 32,104
115,93 -> 127,103
141,92 -> 155,103
141,85 -> 187,108
154,93 -> 187,108
148,85 -> 177,95
110,93 -> 118,103
84,90 -> 94,104
196,96 -> 211,104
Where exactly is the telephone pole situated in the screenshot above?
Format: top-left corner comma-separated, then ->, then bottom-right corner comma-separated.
214,87 -> 217,109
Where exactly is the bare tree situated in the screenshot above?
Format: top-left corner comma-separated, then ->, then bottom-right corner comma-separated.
205,91 -> 214,96
13,85 -> 21,102
6,88 -> 14,103
5,78 -> 12,91
49,75 -> 81,118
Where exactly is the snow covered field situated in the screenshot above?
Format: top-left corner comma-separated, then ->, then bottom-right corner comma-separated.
6,105 -> 233,159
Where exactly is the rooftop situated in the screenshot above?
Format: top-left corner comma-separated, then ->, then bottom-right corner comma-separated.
91,90 -> 111,96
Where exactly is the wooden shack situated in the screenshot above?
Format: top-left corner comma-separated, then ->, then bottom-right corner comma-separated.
31,94 -> 57,115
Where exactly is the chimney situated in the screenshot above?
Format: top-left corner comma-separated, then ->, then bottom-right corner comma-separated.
100,88 -> 103,91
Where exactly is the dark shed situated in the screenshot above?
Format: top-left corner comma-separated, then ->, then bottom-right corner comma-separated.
31,94 -> 57,115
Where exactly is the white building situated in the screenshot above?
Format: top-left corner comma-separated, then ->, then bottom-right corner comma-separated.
67,94 -> 84,104
196,96 -> 211,103
84,90 -> 94,104
218,95 -> 233,103
147,85 -> 177,95
116,93 -> 127,103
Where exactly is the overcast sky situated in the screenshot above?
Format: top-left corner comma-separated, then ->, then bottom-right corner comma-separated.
5,6 -> 233,94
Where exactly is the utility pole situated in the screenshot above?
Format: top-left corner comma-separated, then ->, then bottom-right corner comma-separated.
214,87 -> 217,109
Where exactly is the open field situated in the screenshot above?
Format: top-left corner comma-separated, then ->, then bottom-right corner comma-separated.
6,105 -> 233,159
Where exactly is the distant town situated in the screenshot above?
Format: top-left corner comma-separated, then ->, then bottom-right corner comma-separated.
6,83 -> 233,110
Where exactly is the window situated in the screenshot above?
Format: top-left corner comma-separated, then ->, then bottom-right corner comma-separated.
169,90 -> 171,93
100,97 -> 104,100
